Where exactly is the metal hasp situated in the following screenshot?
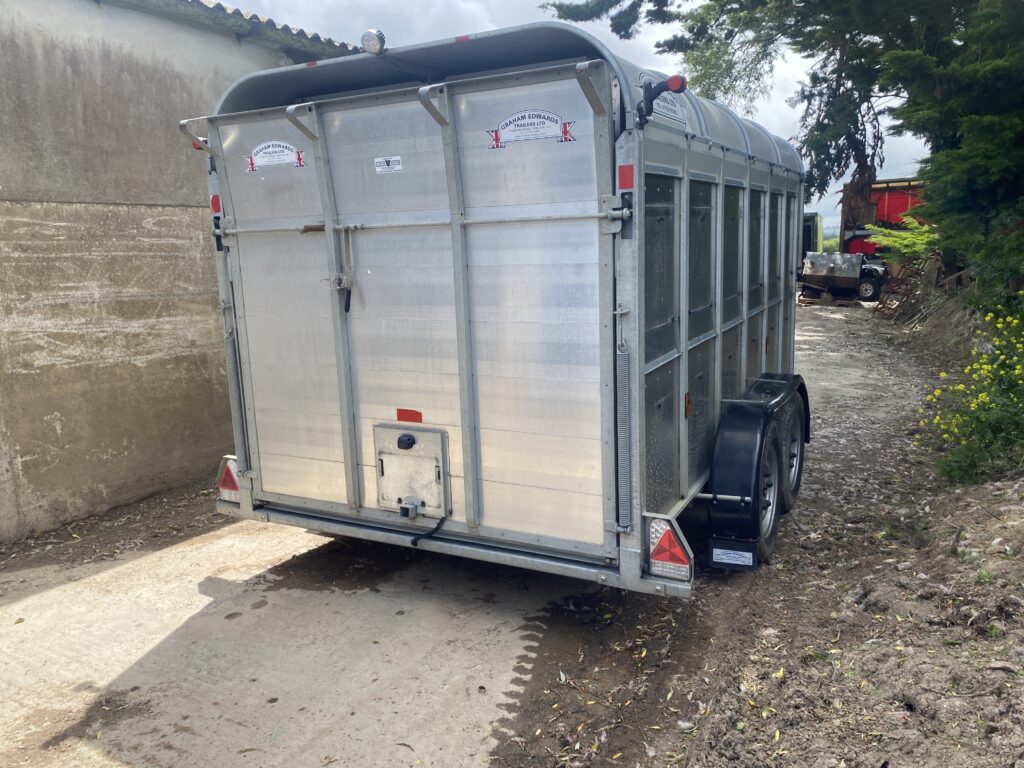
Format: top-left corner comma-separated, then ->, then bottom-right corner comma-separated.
285,104 -> 319,142
574,60 -> 608,115
416,81 -> 483,532
417,85 -> 449,127
179,118 -> 217,156
307,104 -> 363,512
615,341 -> 632,532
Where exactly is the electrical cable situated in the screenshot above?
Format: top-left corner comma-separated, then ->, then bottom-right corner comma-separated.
411,513 -> 448,547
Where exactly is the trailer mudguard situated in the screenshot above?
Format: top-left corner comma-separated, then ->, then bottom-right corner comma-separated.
705,374 -> 809,565
759,372 -> 811,445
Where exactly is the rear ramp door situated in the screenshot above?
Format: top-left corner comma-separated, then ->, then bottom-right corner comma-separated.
217,63 -> 617,561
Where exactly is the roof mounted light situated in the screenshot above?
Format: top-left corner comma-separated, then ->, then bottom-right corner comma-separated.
361,28 -> 386,55
637,73 -> 688,129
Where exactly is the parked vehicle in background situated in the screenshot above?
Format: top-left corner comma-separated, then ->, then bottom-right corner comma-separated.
842,177 -> 923,255
799,252 -> 889,301
802,211 -> 823,257
181,22 -> 810,598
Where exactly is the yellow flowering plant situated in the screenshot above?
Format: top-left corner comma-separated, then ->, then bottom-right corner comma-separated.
917,290 -> 1024,482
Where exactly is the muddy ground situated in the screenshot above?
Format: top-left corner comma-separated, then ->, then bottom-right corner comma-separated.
1,305 -> 1021,768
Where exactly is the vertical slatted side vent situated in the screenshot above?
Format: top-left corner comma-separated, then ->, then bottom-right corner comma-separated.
616,345 -> 632,530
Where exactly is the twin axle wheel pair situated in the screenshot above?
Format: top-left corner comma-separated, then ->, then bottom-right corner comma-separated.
694,374 -> 809,571
754,398 -> 806,562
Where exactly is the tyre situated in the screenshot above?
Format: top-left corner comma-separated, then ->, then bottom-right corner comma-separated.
858,277 -> 881,301
779,403 -> 806,513
756,424 -> 784,563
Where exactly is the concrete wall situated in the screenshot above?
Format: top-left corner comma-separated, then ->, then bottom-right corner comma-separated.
0,0 -> 293,541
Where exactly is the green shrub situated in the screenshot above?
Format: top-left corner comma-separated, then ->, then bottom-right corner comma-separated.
866,215 -> 938,266
916,290 -> 1024,482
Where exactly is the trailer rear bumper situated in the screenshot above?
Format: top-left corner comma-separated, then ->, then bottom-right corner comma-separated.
216,500 -> 692,598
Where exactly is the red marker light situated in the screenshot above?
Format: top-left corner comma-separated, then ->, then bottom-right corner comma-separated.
666,74 -> 687,93
648,519 -> 691,581
210,194 -> 221,214
219,462 -> 239,492
651,527 -> 689,566
455,34 -> 470,42
217,456 -> 240,503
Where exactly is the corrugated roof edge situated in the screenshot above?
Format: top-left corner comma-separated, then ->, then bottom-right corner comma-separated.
103,0 -> 357,62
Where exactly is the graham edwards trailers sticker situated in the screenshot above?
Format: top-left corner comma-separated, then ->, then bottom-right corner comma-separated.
246,141 -> 306,172
712,548 -> 754,567
487,110 -> 575,149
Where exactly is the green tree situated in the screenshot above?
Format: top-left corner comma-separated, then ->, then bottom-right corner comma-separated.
821,236 -> 841,254
886,0 -> 1024,296
544,1 -> 971,203
547,0 -> 1024,299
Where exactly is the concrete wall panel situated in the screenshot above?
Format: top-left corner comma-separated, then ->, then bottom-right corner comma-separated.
0,200 -> 231,540
0,0 -> 289,207
0,0 -> 301,540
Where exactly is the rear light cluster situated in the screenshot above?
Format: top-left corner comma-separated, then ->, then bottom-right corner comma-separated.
648,518 -> 691,582
217,456 -> 240,503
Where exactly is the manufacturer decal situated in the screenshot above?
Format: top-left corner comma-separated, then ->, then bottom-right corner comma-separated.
638,73 -> 689,126
374,156 -> 403,174
245,141 -> 306,172
487,109 -> 575,149
712,548 -> 754,567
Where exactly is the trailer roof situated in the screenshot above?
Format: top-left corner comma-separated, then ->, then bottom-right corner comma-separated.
215,22 -> 802,174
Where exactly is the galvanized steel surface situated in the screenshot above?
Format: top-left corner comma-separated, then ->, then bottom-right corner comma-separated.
211,67 -> 614,558
195,21 -> 805,593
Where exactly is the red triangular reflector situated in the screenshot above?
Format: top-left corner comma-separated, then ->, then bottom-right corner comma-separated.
651,528 -> 689,565
219,463 -> 239,492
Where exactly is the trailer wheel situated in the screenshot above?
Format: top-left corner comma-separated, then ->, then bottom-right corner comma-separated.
757,427 -> 783,563
858,278 -> 881,302
779,404 -> 806,513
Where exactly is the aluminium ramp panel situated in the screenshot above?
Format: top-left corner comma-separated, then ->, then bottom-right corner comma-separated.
215,115 -> 349,503
215,69 -> 618,560
453,74 -> 612,553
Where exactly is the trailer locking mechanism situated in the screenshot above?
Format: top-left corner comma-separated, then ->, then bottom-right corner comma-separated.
399,496 -> 422,519
601,193 -> 633,235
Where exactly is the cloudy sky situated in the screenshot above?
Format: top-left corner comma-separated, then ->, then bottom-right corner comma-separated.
241,0 -> 926,230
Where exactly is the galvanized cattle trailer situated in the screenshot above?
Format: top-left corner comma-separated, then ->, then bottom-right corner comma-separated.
182,23 -> 809,598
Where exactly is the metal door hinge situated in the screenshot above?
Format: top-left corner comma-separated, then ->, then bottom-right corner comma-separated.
331,274 -> 352,290
601,193 -> 633,234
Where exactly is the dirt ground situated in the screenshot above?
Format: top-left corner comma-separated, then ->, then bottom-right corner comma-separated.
1,304 -> 1021,768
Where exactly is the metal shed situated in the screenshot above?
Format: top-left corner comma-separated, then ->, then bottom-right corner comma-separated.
183,22 -> 809,598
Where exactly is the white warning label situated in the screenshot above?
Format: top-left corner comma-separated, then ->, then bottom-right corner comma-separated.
374,156 -> 403,174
